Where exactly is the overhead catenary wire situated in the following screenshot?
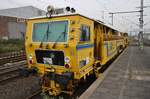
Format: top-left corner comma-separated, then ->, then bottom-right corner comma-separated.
95,0 -> 131,30
121,16 -> 139,27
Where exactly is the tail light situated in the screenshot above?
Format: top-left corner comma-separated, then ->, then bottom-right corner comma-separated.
29,55 -> 33,64
29,59 -> 33,64
65,64 -> 70,69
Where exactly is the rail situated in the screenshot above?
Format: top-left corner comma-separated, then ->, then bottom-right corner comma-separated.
0,50 -> 26,65
0,61 -> 27,83
26,90 -> 41,99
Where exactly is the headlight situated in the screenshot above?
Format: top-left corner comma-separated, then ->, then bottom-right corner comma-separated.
50,68 -> 55,72
29,55 -> 32,59
65,57 -> 70,63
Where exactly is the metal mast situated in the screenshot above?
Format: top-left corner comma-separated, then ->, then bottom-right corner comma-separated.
138,0 -> 144,45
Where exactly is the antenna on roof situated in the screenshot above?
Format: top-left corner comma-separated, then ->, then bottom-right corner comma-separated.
46,5 -> 55,18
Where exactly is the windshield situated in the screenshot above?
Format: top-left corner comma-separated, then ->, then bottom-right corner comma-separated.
32,20 -> 68,42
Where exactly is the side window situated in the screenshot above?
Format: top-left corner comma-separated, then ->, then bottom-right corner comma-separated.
109,42 -> 112,50
80,25 -> 90,41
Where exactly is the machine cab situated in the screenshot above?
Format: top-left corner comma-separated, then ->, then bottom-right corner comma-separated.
25,13 -> 94,79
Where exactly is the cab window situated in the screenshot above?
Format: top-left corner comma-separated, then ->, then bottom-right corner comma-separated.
80,25 -> 90,41
32,20 -> 68,42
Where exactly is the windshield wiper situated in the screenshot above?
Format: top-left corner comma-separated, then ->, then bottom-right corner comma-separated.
52,24 -> 67,49
39,24 -> 50,48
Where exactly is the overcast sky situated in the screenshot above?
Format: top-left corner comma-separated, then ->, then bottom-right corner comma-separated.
0,0 -> 150,34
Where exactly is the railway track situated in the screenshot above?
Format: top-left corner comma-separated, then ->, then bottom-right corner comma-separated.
26,80 -> 95,99
0,61 -> 27,83
25,73 -> 96,99
26,90 -> 42,99
0,50 -> 26,65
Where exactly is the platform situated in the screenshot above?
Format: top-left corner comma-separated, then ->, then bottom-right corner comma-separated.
79,46 -> 150,99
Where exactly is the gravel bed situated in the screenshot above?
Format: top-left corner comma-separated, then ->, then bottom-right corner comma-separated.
0,75 -> 40,99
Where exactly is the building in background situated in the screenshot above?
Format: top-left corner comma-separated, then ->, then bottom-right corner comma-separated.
143,33 -> 150,40
0,16 -> 25,39
0,6 -> 46,40
143,33 -> 150,46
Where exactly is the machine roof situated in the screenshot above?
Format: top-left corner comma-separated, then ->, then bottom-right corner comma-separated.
28,13 -> 122,32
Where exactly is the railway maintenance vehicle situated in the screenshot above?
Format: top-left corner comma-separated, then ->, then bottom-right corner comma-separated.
24,6 -> 128,98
